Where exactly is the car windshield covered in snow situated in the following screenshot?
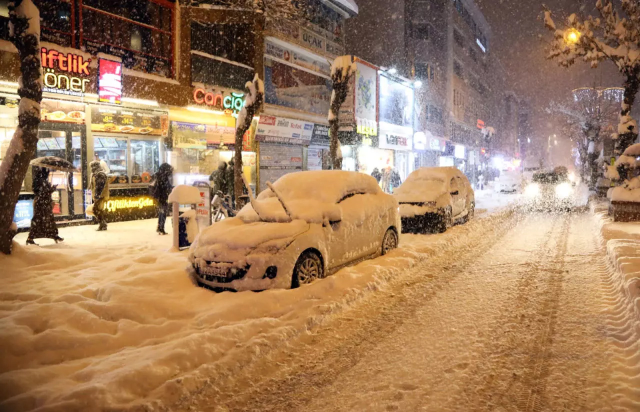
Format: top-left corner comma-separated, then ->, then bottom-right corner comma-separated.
238,171 -> 383,224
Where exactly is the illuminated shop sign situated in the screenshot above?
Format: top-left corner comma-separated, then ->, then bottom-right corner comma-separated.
103,196 -> 155,213
192,88 -> 245,113
98,58 -> 123,104
41,47 -> 91,97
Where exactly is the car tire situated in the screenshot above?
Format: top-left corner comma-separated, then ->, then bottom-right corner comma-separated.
291,251 -> 324,289
437,207 -> 452,233
465,201 -> 475,222
381,228 -> 398,255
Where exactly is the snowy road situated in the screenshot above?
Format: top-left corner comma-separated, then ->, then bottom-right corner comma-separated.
178,212 -> 640,412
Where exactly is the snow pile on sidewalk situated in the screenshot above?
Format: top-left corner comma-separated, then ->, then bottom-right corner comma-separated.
594,203 -> 640,319
0,207 -> 517,412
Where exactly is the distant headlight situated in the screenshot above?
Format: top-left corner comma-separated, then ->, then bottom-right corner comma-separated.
555,182 -> 573,198
568,172 -> 576,182
525,183 -> 540,197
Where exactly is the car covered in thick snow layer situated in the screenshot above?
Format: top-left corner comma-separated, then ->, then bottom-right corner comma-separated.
394,167 -> 475,233
189,171 -> 400,291
494,170 -> 522,193
523,168 -> 575,210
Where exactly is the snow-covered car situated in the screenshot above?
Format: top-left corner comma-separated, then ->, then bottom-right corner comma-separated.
523,169 -> 575,210
494,170 -> 522,193
394,167 -> 475,233
189,171 -> 401,291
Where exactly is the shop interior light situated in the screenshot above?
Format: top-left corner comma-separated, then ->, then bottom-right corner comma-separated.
414,80 -> 422,88
121,97 -> 159,107
187,106 -> 225,115
388,68 -> 397,74
0,80 -> 19,88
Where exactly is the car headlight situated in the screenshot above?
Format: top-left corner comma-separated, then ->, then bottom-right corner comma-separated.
524,183 -> 540,197
555,182 -> 573,198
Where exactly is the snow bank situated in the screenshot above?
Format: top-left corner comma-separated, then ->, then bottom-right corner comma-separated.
168,185 -> 201,204
611,177 -> 640,202
623,143 -> 640,157
0,202 -> 518,411
594,205 -> 640,320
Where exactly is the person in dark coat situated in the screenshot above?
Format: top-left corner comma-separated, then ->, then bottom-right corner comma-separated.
26,167 -> 63,245
209,161 -> 228,195
154,163 -> 173,235
90,161 -> 109,231
226,159 -> 235,205
371,168 -> 382,183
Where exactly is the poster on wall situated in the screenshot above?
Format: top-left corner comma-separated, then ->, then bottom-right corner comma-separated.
379,75 -> 414,130
259,143 -> 303,191
355,61 -> 378,136
255,116 -> 313,145
91,107 -> 168,136
13,199 -> 34,229
307,147 -> 324,170
311,124 -> 330,146
98,58 -> 123,104
171,121 -> 236,149
264,57 -> 332,116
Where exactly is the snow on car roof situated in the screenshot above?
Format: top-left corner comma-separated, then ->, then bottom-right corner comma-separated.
264,170 -> 382,204
623,143 -> 640,157
405,167 -> 464,182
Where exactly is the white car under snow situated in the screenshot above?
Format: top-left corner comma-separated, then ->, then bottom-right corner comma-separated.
394,167 -> 475,233
189,171 -> 401,291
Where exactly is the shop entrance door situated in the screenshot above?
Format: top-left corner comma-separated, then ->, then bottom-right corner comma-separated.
34,123 -> 87,219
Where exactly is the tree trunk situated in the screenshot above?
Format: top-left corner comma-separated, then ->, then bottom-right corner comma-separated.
329,115 -> 342,170
328,67 -> 353,170
234,99 -> 259,207
0,0 -> 42,255
616,70 -> 640,155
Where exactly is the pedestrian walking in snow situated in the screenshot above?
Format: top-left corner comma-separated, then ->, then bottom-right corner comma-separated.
371,168 -> 382,183
90,161 -> 109,231
153,163 -> 174,235
26,167 -> 64,245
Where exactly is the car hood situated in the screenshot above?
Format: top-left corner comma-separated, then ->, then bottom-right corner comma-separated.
394,179 -> 448,204
189,217 -> 310,265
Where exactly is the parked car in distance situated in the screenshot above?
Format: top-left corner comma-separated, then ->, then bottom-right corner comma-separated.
189,171 -> 401,292
523,168 -> 575,210
395,167 -> 475,233
494,170 -> 523,193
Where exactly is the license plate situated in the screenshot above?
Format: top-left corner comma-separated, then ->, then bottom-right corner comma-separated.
200,266 -> 229,276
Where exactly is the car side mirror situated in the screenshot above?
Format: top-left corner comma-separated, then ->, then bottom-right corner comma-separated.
450,191 -> 459,196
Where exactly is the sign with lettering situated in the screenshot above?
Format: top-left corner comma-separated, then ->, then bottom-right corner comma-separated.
41,47 -> 92,97
255,115 -> 314,145
91,106 -> 168,136
192,88 -> 245,113
379,133 -> 413,151
13,199 -> 34,229
98,58 -> 123,104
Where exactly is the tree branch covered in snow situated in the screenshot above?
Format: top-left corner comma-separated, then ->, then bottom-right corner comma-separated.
0,0 -> 42,255
543,1 -> 640,159
329,56 -> 356,170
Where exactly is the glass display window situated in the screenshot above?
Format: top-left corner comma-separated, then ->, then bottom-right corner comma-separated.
94,135 -> 162,185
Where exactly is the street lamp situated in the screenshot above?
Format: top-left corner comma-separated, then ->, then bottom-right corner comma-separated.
565,29 -> 581,45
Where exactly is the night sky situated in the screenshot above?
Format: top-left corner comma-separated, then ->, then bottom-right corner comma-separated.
475,0 -> 622,163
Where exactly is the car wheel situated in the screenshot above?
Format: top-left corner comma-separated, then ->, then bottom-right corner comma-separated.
381,228 -> 398,255
291,251 -> 323,288
466,201 -> 475,222
437,207 -> 452,233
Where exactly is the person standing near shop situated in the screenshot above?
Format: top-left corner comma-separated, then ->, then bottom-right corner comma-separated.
26,167 -> 64,245
226,159 -> 235,207
90,161 -> 109,231
153,163 -> 174,235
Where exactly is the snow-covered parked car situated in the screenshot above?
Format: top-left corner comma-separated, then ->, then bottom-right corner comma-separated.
189,171 -> 400,291
494,170 -> 522,193
394,167 -> 475,233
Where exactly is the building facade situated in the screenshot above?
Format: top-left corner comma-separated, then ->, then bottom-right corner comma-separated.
0,0 -> 357,229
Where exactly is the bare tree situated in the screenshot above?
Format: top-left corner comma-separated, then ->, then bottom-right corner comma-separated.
0,0 -> 42,255
234,75 -> 263,205
543,1 -> 640,161
329,56 -> 356,170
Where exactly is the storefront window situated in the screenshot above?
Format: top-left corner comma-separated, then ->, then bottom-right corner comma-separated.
131,139 -> 160,177
94,137 -> 128,174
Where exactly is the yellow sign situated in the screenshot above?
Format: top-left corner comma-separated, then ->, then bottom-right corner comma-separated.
103,197 -> 155,213
357,124 -> 377,136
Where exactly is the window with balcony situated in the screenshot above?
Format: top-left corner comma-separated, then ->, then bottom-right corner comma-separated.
415,62 -> 435,81
1,0 -> 73,45
190,21 -> 255,89
412,22 -> 430,40
454,29 -> 464,48
80,0 -> 175,78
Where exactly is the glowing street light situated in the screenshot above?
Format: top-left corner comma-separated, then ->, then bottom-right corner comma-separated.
565,29 -> 581,45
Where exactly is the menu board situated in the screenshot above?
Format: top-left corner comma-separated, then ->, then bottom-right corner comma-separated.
41,100 -> 86,124
91,106 -> 168,136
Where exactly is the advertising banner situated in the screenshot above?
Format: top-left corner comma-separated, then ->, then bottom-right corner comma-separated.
264,57 -> 332,116
379,74 -> 414,130
259,143 -> 303,191
41,100 -> 86,124
307,146 -> 324,170
98,58 -> 123,104
311,124 -> 330,146
265,40 -> 331,75
255,116 -> 313,145
355,62 -> 378,136
378,133 -> 413,151
91,107 -> 169,136
171,121 -> 236,149
13,199 -> 34,229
